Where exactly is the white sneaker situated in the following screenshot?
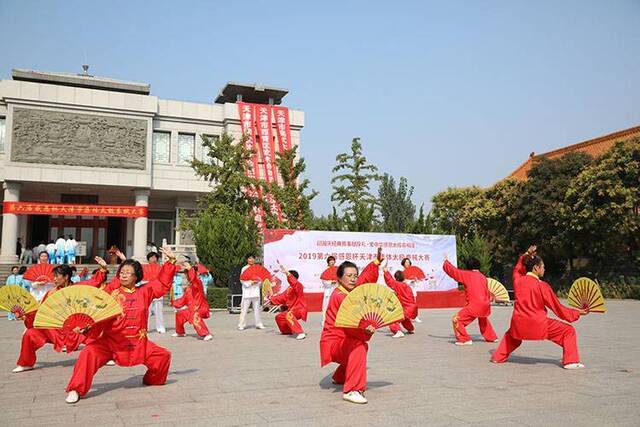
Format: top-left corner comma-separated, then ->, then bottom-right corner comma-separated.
237,326 -> 245,331
256,324 -> 265,330
563,363 -> 585,370
392,331 -> 405,338
343,390 -> 368,404
414,317 -> 422,323
455,340 -> 473,346
296,333 -> 307,340
12,365 -> 34,373
203,334 -> 213,341
171,333 -> 186,337
106,360 -> 116,366
65,390 -> 79,404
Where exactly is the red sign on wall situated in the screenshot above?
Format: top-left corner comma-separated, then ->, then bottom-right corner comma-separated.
2,202 -> 148,218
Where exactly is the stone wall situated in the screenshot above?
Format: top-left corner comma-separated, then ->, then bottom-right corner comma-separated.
11,108 -> 147,170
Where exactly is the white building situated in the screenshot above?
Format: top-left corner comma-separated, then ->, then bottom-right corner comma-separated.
0,68 -> 304,263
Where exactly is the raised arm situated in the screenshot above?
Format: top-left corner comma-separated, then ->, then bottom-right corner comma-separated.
75,258 -> 109,287
513,245 -> 536,284
383,270 -> 400,294
149,260 -> 179,299
443,259 -> 466,284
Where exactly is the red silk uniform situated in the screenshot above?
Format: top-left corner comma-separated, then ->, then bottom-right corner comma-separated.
16,271 -> 107,367
269,274 -> 308,335
443,261 -> 497,342
172,269 -> 211,337
384,271 -> 417,334
66,262 -> 178,396
492,256 -> 582,365
320,261 -> 379,393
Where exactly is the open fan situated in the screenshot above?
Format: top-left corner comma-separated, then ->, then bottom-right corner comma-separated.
142,263 -> 162,281
335,283 -> 404,329
34,285 -> 123,332
240,264 -> 271,282
261,278 -> 274,301
0,285 -> 38,318
23,264 -> 55,283
320,266 -> 338,281
568,277 -> 606,313
487,278 -> 510,302
403,265 -> 426,281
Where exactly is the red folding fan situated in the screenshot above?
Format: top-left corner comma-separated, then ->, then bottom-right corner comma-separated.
142,263 -> 162,281
23,264 -> 55,283
240,264 -> 271,282
320,266 -> 338,281
403,265 -> 426,281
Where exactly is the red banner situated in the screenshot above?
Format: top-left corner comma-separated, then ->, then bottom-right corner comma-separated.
273,106 -> 292,152
255,105 -> 284,222
238,102 -> 265,228
2,202 -> 148,218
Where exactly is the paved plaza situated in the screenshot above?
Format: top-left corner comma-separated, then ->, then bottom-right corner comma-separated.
0,301 -> 639,426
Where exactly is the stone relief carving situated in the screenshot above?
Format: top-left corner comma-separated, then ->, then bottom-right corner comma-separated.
11,108 -> 147,170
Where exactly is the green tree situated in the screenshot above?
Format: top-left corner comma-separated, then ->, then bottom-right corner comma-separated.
267,145 -> 318,229
331,138 -> 381,231
457,234 -> 493,276
378,174 -> 416,233
411,204 -> 434,234
430,186 -> 484,235
190,206 -> 259,287
563,140 -> 640,268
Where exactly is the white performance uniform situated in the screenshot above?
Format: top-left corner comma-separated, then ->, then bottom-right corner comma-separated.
142,278 -> 165,333
238,265 -> 263,329
321,280 -> 337,314
30,282 -> 55,302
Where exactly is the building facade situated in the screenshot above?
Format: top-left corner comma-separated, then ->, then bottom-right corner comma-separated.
0,69 -> 304,263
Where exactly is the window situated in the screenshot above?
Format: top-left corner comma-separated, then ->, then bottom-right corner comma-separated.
152,131 -> 171,164
0,117 -> 5,153
200,134 -> 218,163
177,133 -> 195,165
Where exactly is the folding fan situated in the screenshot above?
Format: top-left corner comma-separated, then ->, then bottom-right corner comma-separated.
240,264 -> 271,282
79,267 -> 89,278
487,278 -> 510,302
142,263 -> 162,281
261,278 -> 274,301
320,266 -> 338,281
23,264 -> 55,283
568,277 -> 606,313
403,265 -> 426,281
335,283 -> 404,329
34,285 -> 123,332
0,285 -> 38,318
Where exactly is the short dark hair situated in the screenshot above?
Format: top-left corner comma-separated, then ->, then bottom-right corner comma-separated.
18,266 -> 27,275
523,254 -> 543,272
53,264 -> 73,280
337,261 -> 358,279
465,257 -> 481,270
146,252 -> 159,261
401,258 -> 412,267
326,256 -> 336,263
289,270 -> 299,279
394,270 -> 405,282
38,251 -> 48,258
119,259 -> 144,283
245,253 -> 256,260
11,265 -> 18,272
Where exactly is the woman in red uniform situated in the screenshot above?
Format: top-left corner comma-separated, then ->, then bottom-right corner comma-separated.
64,246 -> 178,404
382,265 -> 417,338
491,246 -> 587,369
266,262 -> 308,340
171,262 -> 213,341
320,249 -> 382,405
442,255 -> 497,345
12,263 -> 107,373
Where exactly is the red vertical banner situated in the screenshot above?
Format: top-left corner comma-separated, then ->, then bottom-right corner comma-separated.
238,102 -> 265,229
273,106 -> 292,152
256,105 -> 284,222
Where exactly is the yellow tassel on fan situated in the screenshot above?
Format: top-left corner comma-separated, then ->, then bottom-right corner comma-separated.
487,278 -> 510,302
0,285 -> 38,316
568,277 -> 607,313
34,285 -> 123,330
335,283 -> 404,329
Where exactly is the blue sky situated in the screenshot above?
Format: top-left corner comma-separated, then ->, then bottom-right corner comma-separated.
1,1 -> 639,215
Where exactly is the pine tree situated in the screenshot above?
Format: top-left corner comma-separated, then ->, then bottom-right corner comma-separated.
378,174 -> 416,233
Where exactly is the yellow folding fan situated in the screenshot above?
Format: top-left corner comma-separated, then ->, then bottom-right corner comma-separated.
0,285 -> 38,318
335,283 -> 404,329
34,285 -> 123,331
487,278 -> 510,302
568,277 -> 606,313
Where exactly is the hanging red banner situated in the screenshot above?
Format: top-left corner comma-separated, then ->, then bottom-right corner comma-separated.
238,102 -> 266,228
273,106 -> 292,152
2,202 -> 148,218
255,104 -> 284,222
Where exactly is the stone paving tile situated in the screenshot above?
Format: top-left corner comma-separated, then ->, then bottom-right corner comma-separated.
0,301 -> 638,426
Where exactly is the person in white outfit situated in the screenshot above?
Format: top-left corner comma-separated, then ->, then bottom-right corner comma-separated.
238,254 -> 264,330
146,251 -> 166,334
65,235 -> 78,265
55,236 -> 66,264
